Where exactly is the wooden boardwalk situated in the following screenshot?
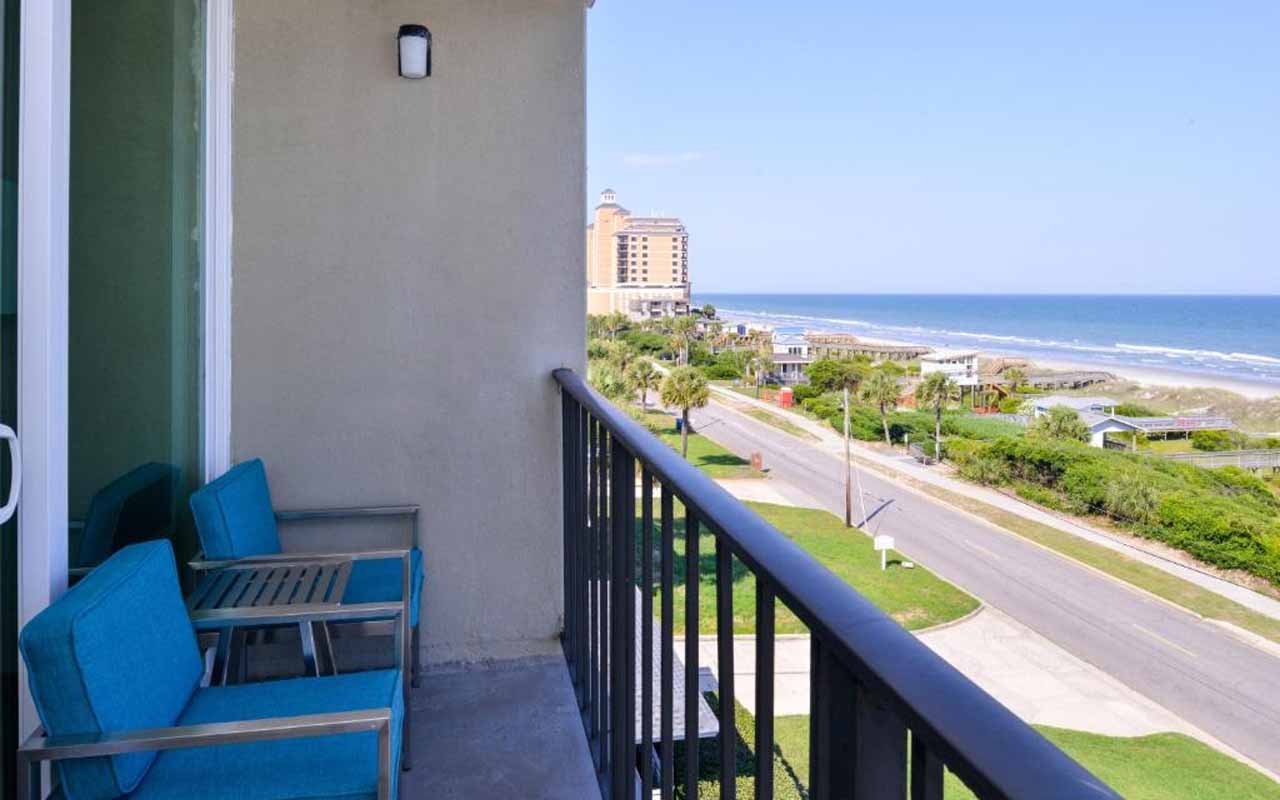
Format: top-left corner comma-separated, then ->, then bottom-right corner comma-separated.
1166,449 -> 1280,470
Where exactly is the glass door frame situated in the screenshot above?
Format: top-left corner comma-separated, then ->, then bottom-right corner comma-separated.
13,0 -> 232,757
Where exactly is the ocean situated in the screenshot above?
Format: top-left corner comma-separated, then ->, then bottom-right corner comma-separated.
693,294 -> 1280,389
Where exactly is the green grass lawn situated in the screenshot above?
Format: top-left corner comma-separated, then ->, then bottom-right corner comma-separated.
1139,437 -> 1197,454
655,501 -> 978,634
636,410 -> 762,479
771,717 -> 1280,799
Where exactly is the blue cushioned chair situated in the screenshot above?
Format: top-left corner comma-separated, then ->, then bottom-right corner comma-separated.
17,541 -> 404,800
188,459 -> 424,688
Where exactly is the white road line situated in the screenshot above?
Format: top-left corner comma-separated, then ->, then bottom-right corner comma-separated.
1132,623 -> 1198,659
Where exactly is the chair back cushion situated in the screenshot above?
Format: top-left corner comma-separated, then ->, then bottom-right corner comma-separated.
19,540 -> 203,800
77,463 -> 180,569
189,459 -> 282,560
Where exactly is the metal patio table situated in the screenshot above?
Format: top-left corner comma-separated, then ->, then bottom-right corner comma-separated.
188,555 -> 360,685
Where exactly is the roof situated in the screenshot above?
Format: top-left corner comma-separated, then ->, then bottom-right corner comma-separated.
1035,395 -> 1119,411
1080,412 -> 1142,432
921,350 -> 979,362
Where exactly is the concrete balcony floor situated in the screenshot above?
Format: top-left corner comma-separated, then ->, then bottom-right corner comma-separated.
243,637 -> 599,799
408,656 -> 600,799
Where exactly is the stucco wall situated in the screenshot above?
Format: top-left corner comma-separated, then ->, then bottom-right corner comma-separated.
232,0 -> 585,663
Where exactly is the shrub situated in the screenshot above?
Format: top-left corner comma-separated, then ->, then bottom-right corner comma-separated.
998,396 -> 1026,414
1105,469 -> 1160,525
1114,403 -> 1161,417
1152,493 -> 1280,583
950,415 -> 1026,441
701,363 -> 741,380
1058,461 -> 1113,514
621,330 -> 671,356
1030,407 -> 1090,443
1012,481 -> 1068,511
802,396 -> 840,420
791,384 -> 821,403
1191,430 -> 1235,452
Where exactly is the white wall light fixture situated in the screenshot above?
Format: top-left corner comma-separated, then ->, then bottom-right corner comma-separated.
398,25 -> 431,78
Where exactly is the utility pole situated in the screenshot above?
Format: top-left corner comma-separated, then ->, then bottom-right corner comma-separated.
844,386 -> 852,528
843,383 -> 871,531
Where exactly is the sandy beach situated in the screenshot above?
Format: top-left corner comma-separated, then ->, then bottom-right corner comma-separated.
1032,357 -> 1280,401
839,332 -> 1280,400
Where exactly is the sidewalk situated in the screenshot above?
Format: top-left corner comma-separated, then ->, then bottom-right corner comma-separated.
679,607 -> 1278,783
710,384 -> 1280,622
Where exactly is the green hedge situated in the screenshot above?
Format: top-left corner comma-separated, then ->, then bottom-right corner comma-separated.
948,437 -> 1280,585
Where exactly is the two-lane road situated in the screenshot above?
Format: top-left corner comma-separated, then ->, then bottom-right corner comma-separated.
688,400 -> 1280,773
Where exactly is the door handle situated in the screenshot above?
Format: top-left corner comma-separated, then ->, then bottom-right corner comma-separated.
0,423 -> 20,525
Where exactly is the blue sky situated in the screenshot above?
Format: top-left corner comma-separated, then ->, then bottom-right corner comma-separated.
587,2 -> 1280,294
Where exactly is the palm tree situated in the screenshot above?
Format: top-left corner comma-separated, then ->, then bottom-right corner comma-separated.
626,357 -> 661,412
603,311 -> 628,340
670,316 -> 698,365
660,366 -> 710,458
1004,367 -> 1025,393
601,340 -> 636,373
588,360 -> 628,401
744,353 -> 774,398
915,372 -> 956,462
861,369 -> 900,446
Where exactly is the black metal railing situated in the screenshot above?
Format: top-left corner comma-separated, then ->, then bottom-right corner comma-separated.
555,367 -> 1120,800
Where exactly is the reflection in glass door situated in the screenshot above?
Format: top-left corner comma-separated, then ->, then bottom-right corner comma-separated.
67,0 -> 204,582
1,0 -> 18,795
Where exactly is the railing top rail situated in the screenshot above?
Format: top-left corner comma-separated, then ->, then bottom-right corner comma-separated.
554,367 -> 1119,800
1167,448 -> 1280,459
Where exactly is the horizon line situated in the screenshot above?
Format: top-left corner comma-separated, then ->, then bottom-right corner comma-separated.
692,290 -> 1280,298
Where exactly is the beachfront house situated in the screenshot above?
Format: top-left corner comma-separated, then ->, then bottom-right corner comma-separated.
771,333 -> 813,384
3,3 -> 1117,799
920,350 -> 981,387
1032,396 -> 1121,417
1033,397 -> 1236,449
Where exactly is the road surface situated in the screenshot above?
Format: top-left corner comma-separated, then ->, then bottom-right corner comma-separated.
686,399 -> 1280,774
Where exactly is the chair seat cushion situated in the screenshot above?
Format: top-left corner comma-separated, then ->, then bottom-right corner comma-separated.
129,670 -> 403,800
343,548 -> 424,627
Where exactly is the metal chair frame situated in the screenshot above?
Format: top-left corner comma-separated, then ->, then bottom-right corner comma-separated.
16,601 -> 406,800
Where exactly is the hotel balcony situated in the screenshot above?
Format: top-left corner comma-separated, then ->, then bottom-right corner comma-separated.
7,2 -> 1118,799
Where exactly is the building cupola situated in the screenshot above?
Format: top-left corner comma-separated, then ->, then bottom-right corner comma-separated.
599,188 -> 617,206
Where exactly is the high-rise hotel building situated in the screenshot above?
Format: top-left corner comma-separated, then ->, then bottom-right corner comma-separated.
586,189 -> 691,318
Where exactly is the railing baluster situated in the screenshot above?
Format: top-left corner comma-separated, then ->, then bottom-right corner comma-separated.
561,393 -> 572,678
610,437 -> 635,799
641,469 -> 655,797
855,686 -> 907,797
810,638 -> 857,799
755,584 -> 774,800
594,417 -> 605,779
577,405 -> 589,707
685,511 -> 701,799
716,538 -> 737,799
911,732 -> 945,800
601,429 -> 612,788
588,414 -> 600,767
661,486 -> 676,800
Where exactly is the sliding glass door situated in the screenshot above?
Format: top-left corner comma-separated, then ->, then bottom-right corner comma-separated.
66,0 -> 205,582
2,4 -> 211,796
0,2 -> 19,794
